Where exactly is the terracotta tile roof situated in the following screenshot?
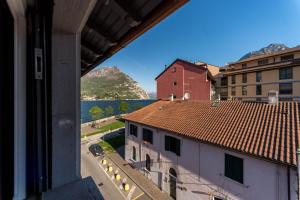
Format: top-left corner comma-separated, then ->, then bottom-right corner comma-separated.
123,100 -> 300,167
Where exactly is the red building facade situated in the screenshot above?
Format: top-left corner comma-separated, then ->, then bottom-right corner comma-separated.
156,59 -> 215,100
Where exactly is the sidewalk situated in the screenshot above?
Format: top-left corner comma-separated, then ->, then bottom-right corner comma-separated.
108,153 -> 170,200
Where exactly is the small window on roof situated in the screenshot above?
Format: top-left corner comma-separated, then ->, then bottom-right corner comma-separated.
172,67 -> 176,72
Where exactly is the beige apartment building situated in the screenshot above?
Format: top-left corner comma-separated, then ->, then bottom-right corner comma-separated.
224,46 -> 300,101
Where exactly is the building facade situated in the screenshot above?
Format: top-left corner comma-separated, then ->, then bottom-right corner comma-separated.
155,59 -> 218,100
125,122 -> 297,200
123,100 -> 300,200
225,46 -> 300,101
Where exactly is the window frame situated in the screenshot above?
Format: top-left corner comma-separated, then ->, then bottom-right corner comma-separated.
231,86 -> 236,96
129,124 -> 138,137
279,67 -> 293,80
256,84 -> 262,95
279,83 -> 293,95
132,146 -> 136,161
231,75 -> 236,84
242,63 -> 247,69
256,71 -> 262,82
142,128 -> 153,144
280,54 -> 294,61
221,77 -> 227,86
165,135 -> 181,156
242,86 -> 247,96
224,153 -> 244,184
257,59 -> 268,66
242,73 -> 247,83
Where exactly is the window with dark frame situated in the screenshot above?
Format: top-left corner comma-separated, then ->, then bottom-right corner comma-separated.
242,86 -> 247,96
279,67 -> 293,80
256,71 -> 262,82
165,135 -> 181,156
231,87 -> 236,96
173,81 -> 177,86
279,83 -> 293,95
242,73 -> 247,83
225,154 -> 244,184
256,85 -> 262,95
143,128 -> 153,144
132,146 -> 136,161
257,59 -> 268,65
231,75 -> 236,84
221,77 -> 227,86
129,124 -> 138,137
172,67 -> 176,72
242,63 -> 247,69
281,54 -> 294,61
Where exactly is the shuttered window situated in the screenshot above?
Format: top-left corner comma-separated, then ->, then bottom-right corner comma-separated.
225,154 -> 243,184
129,124 -> 138,137
165,135 -> 180,156
142,128 -> 153,144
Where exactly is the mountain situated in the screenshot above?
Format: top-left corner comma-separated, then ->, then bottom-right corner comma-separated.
81,66 -> 149,100
148,92 -> 157,99
239,43 -> 289,61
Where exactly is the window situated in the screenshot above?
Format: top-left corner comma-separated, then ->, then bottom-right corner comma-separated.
231,75 -> 236,84
143,128 -> 153,144
242,86 -> 247,96
132,146 -> 136,161
225,154 -> 243,184
242,74 -> 247,83
214,197 -> 225,200
258,59 -> 268,65
256,72 -> 262,82
242,63 -> 247,69
279,83 -> 293,95
231,87 -> 236,96
173,81 -> 177,86
279,67 -> 293,80
165,135 -> 181,156
221,77 -> 227,86
172,67 -> 176,72
145,154 -> 151,171
281,54 -> 294,61
129,124 -> 138,137
256,85 -> 262,95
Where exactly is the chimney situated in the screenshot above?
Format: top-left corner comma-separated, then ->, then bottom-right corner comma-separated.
170,94 -> 174,101
268,90 -> 278,104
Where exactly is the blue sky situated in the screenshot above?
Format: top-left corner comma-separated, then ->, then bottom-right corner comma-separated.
98,0 -> 300,92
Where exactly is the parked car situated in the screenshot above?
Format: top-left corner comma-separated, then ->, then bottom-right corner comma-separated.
89,144 -> 104,157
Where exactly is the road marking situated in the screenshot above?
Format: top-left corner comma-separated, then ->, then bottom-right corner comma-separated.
132,192 -> 144,200
97,162 -> 127,200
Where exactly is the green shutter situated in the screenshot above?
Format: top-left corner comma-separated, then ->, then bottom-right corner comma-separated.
165,136 -> 170,151
176,138 -> 180,156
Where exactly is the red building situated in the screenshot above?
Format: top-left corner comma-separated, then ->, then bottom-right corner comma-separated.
155,59 -> 219,100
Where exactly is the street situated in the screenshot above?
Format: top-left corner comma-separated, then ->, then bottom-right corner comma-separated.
81,142 -> 125,200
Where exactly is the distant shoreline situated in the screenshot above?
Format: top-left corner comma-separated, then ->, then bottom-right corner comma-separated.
81,99 -> 156,101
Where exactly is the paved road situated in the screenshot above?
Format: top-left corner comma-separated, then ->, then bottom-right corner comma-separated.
81,142 -> 125,200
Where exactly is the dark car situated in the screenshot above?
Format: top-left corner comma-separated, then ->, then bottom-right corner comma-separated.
89,144 -> 104,157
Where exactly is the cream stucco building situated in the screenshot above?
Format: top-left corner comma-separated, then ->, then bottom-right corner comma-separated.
224,46 -> 300,101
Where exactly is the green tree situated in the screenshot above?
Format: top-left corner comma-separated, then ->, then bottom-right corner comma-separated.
133,103 -> 143,111
105,105 -> 114,117
89,106 -> 104,122
119,101 -> 129,114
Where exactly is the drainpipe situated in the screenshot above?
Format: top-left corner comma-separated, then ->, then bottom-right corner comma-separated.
297,149 -> 300,200
287,166 -> 291,200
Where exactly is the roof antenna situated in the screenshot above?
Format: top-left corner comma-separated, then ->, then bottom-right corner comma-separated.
164,64 -> 167,69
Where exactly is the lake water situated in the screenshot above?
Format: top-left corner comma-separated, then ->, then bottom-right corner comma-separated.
81,99 -> 156,123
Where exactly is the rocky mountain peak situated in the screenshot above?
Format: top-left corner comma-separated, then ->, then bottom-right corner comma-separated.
239,43 -> 289,61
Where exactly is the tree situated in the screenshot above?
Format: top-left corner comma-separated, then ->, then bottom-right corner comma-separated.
89,106 -> 104,122
105,105 -> 114,117
119,101 -> 129,114
133,103 -> 143,111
